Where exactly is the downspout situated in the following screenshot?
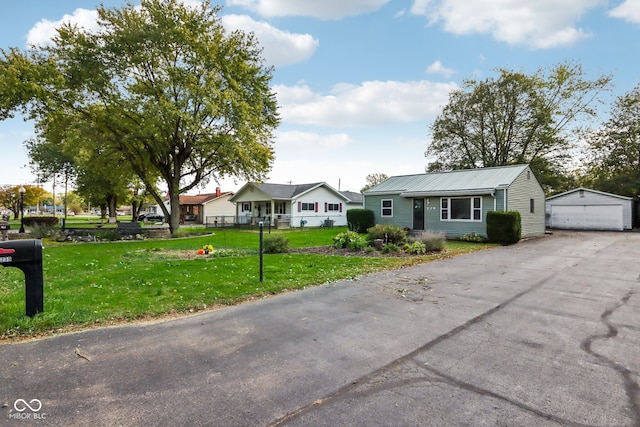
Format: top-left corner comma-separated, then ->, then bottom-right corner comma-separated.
491,191 -> 496,210
504,187 -> 507,211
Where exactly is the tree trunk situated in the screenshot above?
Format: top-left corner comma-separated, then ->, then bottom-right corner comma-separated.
168,190 -> 181,236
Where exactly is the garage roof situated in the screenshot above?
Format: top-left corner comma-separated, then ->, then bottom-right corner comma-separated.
546,187 -> 632,201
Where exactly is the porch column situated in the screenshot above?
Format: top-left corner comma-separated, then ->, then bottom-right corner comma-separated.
270,200 -> 275,226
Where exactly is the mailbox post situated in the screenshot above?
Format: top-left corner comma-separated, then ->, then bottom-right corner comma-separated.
0,221 -> 9,241
0,239 -> 44,317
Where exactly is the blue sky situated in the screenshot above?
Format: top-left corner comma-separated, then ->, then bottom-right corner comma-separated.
1,0 -> 639,194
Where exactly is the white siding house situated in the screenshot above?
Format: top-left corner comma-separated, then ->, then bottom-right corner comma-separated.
229,182 -> 363,228
545,188 -> 633,231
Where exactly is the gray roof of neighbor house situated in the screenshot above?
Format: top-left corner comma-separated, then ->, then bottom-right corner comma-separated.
365,165 -> 530,197
230,182 -> 363,202
340,191 -> 363,204
253,182 -> 323,199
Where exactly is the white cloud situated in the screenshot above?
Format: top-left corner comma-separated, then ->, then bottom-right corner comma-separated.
410,0 -> 606,49
425,60 -> 456,78
226,0 -> 390,19
274,80 -> 457,128
609,0 -> 640,23
221,15 -> 318,66
276,131 -> 352,153
26,8 -> 99,46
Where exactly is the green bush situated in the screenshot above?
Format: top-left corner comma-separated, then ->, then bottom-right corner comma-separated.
263,234 -> 290,253
486,211 -> 521,245
347,209 -> 375,233
403,241 -> 426,254
459,232 -> 487,243
23,216 -> 60,227
381,243 -> 400,253
367,224 -> 407,245
408,231 -> 445,252
333,231 -> 367,251
93,230 -> 121,241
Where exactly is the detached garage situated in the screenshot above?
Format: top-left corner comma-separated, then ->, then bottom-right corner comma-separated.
546,188 -> 633,231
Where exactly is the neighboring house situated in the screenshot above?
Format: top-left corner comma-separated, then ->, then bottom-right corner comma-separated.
161,187 -> 235,224
545,188 -> 633,231
229,182 -> 364,228
364,164 -> 545,239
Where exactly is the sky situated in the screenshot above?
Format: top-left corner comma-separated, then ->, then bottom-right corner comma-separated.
1,0 -> 640,195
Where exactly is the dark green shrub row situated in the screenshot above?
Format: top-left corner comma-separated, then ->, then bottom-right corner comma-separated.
486,211 -> 521,245
23,216 -> 59,227
347,209 -> 375,233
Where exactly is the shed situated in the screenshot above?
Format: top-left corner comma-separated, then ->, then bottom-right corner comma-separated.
545,188 -> 633,231
364,164 -> 546,239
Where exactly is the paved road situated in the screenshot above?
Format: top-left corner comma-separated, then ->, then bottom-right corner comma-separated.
1,231 -> 639,426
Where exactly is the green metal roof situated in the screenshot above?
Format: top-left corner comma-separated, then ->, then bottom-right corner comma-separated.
364,165 -> 530,196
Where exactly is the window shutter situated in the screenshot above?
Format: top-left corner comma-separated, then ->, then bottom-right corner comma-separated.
315,202 -> 318,212
339,203 -> 342,212
324,202 -> 327,212
297,201 -> 301,212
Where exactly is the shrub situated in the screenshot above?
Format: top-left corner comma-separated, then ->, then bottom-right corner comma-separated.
408,231 -> 445,252
23,216 -> 60,227
29,223 -> 58,239
347,209 -> 375,233
93,230 -> 121,241
486,211 -> 521,245
333,231 -> 367,251
459,232 -> 487,243
263,234 -> 290,253
404,241 -> 426,255
366,224 -> 407,245
381,243 -> 400,253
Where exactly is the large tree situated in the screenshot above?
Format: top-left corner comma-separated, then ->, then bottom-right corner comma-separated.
0,185 -> 49,219
0,0 -> 279,235
361,173 -> 388,192
426,62 -> 611,192
581,84 -> 640,197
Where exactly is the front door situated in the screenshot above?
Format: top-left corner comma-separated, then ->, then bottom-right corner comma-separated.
413,199 -> 424,231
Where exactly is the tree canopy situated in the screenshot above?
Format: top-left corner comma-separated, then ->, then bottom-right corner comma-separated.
426,62 -> 611,193
361,173 -> 388,192
581,84 -> 640,197
0,0 -> 280,234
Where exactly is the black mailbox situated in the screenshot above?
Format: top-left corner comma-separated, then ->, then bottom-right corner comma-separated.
0,239 -> 44,317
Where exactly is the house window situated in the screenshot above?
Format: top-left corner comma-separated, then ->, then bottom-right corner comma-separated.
301,202 -> 314,211
327,203 -> 340,211
441,197 -> 482,221
276,202 -> 286,214
381,199 -> 393,217
242,202 -> 251,212
530,198 -> 535,214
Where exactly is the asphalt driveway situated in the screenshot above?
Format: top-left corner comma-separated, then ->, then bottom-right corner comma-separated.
1,230 -> 639,426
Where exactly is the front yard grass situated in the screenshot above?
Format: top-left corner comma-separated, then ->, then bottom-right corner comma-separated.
0,227 -> 496,340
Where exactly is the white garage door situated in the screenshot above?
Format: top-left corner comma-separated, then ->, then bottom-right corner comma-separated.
550,205 -> 623,231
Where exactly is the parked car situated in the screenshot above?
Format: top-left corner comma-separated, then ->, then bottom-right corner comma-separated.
138,212 -> 164,222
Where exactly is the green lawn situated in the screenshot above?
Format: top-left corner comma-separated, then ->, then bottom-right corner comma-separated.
0,227 -> 495,340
